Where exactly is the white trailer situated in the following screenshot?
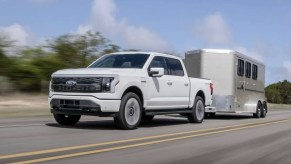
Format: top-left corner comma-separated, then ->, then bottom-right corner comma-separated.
185,49 -> 267,118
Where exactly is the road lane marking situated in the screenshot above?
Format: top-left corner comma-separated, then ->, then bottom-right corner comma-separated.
0,124 -> 44,128
0,119 -> 273,160
10,118 -> 291,164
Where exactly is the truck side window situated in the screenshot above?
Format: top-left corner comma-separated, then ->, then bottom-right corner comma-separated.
237,59 -> 244,76
166,58 -> 184,76
245,62 -> 251,78
148,56 -> 168,75
252,64 -> 258,80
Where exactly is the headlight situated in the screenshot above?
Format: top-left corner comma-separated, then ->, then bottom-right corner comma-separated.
49,80 -> 53,92
101,77 -> 114,92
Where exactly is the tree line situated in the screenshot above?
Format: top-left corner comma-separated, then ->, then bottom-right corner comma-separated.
0,30 -> 290,104
0,31 -> 123,93
265,80 -> 291,104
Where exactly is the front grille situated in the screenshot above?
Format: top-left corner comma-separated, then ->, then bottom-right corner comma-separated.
51,77 -> 102,93
50,99 -> 100,111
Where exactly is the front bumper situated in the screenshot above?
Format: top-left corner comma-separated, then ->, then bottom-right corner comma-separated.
49,94 -> 121,116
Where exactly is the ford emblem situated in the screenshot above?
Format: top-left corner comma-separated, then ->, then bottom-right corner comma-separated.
66,80 -> 77,87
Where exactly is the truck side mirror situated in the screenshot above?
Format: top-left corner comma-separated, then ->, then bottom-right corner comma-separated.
148,67 -> 164,77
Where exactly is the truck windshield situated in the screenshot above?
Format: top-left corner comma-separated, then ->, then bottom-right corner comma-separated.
89,54 -> 150,69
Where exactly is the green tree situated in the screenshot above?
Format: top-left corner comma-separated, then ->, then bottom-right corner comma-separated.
265,80 -> 291,104
48,31 -> 112,68
0,36 -> 14,76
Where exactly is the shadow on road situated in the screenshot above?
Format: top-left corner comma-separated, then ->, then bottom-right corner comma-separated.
45,114 -> 254,130
45,117 -> 189,130
204,114 -> 254,120
166,114 -> 254,120
46,120 -> 116,130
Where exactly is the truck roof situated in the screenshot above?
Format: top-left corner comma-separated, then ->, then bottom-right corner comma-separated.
108,51 -> 181,59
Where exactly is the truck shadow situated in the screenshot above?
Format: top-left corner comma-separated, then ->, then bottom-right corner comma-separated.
45,118 -> 189,130
167,114 -> 254,120
204,114 -> 254,120
46,114 -> 254,130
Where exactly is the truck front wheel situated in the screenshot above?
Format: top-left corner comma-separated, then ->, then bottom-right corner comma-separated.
53,114 -> 81,125
188,96 -> 205,123
114,92 -> 142,130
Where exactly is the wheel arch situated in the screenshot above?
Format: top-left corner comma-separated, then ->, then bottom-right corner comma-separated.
195,90 -> 205,103
122,86 -> 144,108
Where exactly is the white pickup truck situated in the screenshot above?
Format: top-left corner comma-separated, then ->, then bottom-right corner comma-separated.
49,52 -> 213,129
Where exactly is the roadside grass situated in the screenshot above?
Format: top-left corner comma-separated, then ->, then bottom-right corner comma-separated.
0,93 -> 50,118
0,94 -> 290,118
268,103 -> 291,110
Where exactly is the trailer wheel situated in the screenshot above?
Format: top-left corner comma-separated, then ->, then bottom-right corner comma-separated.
253,102 -> 262,118
261,101 -> 267,118
114,92 -> 142,130
53,114 -> 81,125
188,96 -> 205,123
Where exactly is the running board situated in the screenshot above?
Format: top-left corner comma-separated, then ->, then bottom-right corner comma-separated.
145,109 -> 192,115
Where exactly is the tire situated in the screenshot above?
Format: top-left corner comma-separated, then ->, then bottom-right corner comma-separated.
53,114 -> 81,125
261,101 -> 267,118
188,96 -> 205,123
253,102 -> 262,118
114,92 -> 142,130
141,114 -> 154,122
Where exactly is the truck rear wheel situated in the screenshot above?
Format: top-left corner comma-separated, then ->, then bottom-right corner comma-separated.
114,92 -> 142,130
53,114 -> 81,125
188,96 -> 205,123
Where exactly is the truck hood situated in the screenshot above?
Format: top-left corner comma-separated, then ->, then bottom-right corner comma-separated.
52,68 -> 138,76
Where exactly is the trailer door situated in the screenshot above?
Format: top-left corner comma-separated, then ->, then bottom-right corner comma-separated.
236,57 -> 245,111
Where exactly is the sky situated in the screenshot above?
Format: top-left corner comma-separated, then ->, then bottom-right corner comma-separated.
0,0 -> 290,85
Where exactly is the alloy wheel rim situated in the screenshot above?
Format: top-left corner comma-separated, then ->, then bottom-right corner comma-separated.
124,98 -> 140,126
196,100 -> 204,120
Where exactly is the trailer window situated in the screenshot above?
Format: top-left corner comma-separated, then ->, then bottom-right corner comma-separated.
245,62 -> 251,78
237,59 -> 244,76
166,58 -> 184,76
252,64 -> 258,80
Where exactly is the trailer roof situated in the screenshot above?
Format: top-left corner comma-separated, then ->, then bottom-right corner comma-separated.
186,49 -> 264,66
201,49 -> 234,54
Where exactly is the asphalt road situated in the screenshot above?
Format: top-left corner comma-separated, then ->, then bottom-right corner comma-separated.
1,110 -> 291,164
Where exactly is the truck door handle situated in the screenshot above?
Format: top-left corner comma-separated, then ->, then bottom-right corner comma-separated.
167,82 -> 172,85
184,83 -> 189,86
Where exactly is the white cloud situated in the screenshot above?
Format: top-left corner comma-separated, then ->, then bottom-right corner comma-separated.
0,24 -> 43,47
0,24 -> 29,46
87,0 -> 172,52
234,46 -> 263,62
283,61 -> 291,81
194,12 -> 232,45
76,25 -> 94,35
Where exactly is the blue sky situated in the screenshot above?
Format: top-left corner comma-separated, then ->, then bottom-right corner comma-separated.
0,0 -> 290,85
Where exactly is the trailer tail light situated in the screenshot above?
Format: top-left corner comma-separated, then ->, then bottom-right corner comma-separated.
210,83 -> 213,95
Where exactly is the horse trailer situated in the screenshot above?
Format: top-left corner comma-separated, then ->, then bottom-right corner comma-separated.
185,49 -> 267,118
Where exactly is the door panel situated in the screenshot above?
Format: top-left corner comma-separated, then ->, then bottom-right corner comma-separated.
166,75 -> 189,108
146,56 -> 172,109
146,56 -> 189,109
236,57 -> 245,111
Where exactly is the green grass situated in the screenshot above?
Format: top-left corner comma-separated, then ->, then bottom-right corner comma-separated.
268,103 -> 291,110
0,94 -> 290,118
